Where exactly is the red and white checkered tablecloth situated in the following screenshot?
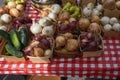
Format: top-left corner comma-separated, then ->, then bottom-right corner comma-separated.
0,0 -> 120,79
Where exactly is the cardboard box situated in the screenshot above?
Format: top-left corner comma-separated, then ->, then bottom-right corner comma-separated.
54,49 -> 79,58
27,56 -> 52,63
103,31 -> 120,38
103,9 -> 120,18
80,35 -> 104,57
1,55 -> 25,62
27,38 -> 54,63
0,39 -> 25,62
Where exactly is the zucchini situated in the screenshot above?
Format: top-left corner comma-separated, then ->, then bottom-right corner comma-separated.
19,28 -> 29,47
5,43 -> 23,58
0,30 -> 11,43
10,30 -> 21,50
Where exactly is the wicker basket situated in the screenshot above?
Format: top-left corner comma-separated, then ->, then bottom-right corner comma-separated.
54,49 -> 79,58
54,34 -> 80,58
27,38 -> 54,63
79,34 -> 104,57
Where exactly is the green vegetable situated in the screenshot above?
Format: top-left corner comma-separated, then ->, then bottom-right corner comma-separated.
5,43 -> 23,58
10,30 -> 21,50
0,30 -> 11,43
62,2 -> 72,11
19,28 -> 29,47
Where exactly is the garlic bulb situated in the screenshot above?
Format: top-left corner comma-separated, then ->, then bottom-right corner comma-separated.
87,3 -> 94,10
113,23 -> 120,32
101,16 -> 110,25
104,24 -> 112,31
0,25 -> 7,31
30,21 -> 42,35
51,4 -> 61,14
48,13 -> 57,21
0,14 -> 12,23
42,26 -> 54,36
83,7 -> 92,17
109,17 -> 118,25
92,9 -> 100,16
96,4 -> 103,11
38,17 -> 52,26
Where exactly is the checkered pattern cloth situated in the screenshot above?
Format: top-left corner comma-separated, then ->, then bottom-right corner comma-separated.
0,0 -> 120,79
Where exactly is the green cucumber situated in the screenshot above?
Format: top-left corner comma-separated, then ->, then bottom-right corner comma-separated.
5,43 -> 23,58
10,30 -> 21,50
0,30 -> 11,43
19,28 -> 29,47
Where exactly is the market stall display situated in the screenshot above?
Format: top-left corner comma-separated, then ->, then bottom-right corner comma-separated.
0,0 -> 120,79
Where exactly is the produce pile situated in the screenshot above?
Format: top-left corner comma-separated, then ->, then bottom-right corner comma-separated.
0,0 -> 120,61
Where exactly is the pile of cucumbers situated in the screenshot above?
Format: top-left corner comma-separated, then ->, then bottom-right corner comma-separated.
0,28 -> 29,58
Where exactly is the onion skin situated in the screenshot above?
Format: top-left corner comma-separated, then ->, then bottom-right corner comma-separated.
55,36 -> 66,48
103,0 -> 115,10
58,12 -> 70,21
63,32 -> 73,39
88,23 -> 101,34
78,18 -> 90,31
116,1 -> 120,10
87,32 -> 93,40
10,8 -> 20,17
66,39 -> 79,52
40,38 -> 50,50
91,16 -> 100,24
33,47 -> 44,57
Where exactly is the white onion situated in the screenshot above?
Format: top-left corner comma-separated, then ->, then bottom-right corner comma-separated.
7,1 -> 16,9
116,1 -> 120,10
109,17 -> 118,25
100,16 -> 110,25
44,49 -> 52,57
92,9 -> 100,16
87,3 -> 94,10
48,13 -> 57,21
83,7 -> 92,17
0,14 -> 12,23
30,22 -> 42,35
38,17 -> 51,26
104,24 -> 112,31
96,4 -> 103,11
113,23 -> 120,32
0,25 -> 7,31
51,4 -> 61,14
42,26 -> 54,36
